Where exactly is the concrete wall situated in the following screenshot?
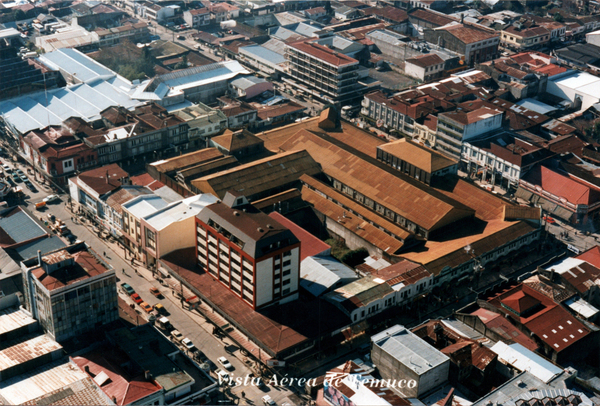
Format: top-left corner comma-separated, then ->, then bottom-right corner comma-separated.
371,345 -> 420,397
159,216 -> 196,258
462,113 -> 503,140
255,258 -> 273,307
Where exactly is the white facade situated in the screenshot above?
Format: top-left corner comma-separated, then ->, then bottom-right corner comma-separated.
404,59 -> 445,81
547,70 -> 600,111
462,113 -> 503,140
586,29 -> 600,46
255,246 -> 300,308
461,141 -> 522,188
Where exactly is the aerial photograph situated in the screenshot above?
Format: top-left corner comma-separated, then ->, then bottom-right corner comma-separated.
0,0 -> 599,405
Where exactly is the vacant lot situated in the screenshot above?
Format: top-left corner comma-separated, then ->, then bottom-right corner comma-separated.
369,68 -> 418,91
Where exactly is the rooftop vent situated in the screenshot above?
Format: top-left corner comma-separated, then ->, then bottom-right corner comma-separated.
266,224 -> 274,229
257,227 -> 264,233
233,211 -> 240,216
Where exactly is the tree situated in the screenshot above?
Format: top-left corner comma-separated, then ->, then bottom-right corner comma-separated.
553,12 -> 564,22
174,54 -> 188,70
13,9 -> 26,22
341,248 -> 369,268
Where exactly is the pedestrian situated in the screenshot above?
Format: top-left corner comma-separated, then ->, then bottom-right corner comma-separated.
241,392 -> 245,398
103,251 -> 106,257
122,268 -> 125,274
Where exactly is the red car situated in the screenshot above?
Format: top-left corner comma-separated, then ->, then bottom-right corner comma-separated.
150,287 -> 162,298
543,216 -> 556,224
131,293 -> 143,304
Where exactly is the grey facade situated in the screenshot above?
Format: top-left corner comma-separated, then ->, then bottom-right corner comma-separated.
371,324 -> 450,397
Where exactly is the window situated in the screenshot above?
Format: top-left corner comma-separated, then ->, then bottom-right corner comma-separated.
282,260 -> 291,267
282,269 -> 291,277
282,279 -> 290,286
146,228 -> 156,249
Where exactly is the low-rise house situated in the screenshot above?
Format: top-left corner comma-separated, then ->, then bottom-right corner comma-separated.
22,125 -> 98,185
501,24 -> 551,51
183,8 -> 210,29
302,7 -> 326,19
209,2 -> 240,23
461,129 -> 552,191
480,280 -> 595,363
424,23 -> 500,64
228,75 -> 274,99
173,103 -> 227,148
68,163 -> 129,228
405,53 -> 446,82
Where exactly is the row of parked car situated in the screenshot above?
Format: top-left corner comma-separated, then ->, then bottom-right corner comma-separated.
1,162 -> 36,192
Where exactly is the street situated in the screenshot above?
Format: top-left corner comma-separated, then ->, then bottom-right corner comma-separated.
35,194 -> 301,406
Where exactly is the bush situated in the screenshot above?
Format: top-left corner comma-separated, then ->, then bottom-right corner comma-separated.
341,247 -> 369,268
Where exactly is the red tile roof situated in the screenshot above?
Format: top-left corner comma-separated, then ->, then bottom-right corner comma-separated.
409,8 -> 456,27
406,53 -> 445,68
160,248 -> 349,357
72,348 -> 161,406
440,106 -> 501,126
576,245 -> 600,268
485,284 -> 590,353
442,24 -> 499,44
268,212 -> 330,261
32,248 -> 112,291
501,290 -> 541,314
130,173 -> 165,191
77,164 -> 129,196
287,40 -> 358,67
361,6 -> 409,23
471,308 -> 539,351
521,165 -> 600,206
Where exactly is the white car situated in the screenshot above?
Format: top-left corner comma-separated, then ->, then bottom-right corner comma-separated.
217,356 -> 232,369
181,338 -> 196,351
262,395 -> 276,406
43,194 -> 60,203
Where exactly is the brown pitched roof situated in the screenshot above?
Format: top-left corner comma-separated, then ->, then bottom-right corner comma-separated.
77,164 -> 129,196
406,53 -> 445,68
409,8 -> 456,27
279,129 -> 475,232
442,24 -> 499,44
377,138 -> 457,173
211,129 -> 264,152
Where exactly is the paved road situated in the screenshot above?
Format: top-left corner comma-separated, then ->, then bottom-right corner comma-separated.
37,194 -> 300,405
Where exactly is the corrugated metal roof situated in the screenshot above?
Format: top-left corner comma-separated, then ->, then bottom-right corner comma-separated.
144,194 -> 219,231
491,341 -> 562,383
0,360 -> 114,406
0,209 -> 46,243
564,296 -> 599,319
122,195 -> 169,220
0,334 -> 63,371
239,45 -> 286,66
300,256 -> 358,297
371,325 -> 449,375
0,308 -> 37,337
14,236 -> 66,261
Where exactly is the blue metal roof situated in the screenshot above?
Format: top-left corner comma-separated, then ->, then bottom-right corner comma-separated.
0,210 -> 46,243
15,236 -> 66,261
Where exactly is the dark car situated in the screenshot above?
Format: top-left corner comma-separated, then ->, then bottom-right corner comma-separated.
11,173 -> 21,183
24,180 -> 36,192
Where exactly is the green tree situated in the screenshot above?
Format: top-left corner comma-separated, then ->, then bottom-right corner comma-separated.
174,54 -> 188,70
341,248 -> 369,268
553,13 -> 564,22
13,9 -> 25,21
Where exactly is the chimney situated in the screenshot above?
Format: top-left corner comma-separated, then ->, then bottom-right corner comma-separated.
37,250 -> 42,266
144,370 -> 153,380
461,13 -> 464,24
84,365 -> 90,374
106,171 -> 109,184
